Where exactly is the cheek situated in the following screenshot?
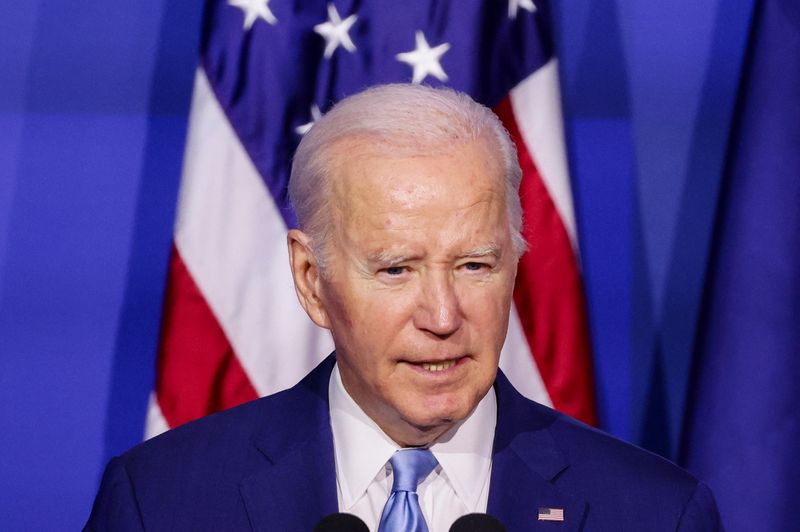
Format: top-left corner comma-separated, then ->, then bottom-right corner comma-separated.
320,285 -> 354,331
356,283 -> 417,317
328,284 -> 417,355
461,279 -> 513,316
461,282 -> 514,344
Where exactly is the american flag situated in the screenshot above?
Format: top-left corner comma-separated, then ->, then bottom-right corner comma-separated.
538,507 -> 565,522
146,0 -> 596,438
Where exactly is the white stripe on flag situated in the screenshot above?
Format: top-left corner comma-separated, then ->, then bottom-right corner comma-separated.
144,392 -> 169,440
511,59 -> 579,252
500,305 -> 553,406
174,69 -> 333,397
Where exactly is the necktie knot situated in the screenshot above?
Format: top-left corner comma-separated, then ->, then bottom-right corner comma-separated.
378,449 -> 438,532
389,448 -> 438,493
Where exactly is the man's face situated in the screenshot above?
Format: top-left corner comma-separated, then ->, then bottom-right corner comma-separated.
317,139 -> 518,446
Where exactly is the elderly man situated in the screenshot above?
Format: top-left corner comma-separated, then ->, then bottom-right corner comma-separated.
86,84 -> 720,531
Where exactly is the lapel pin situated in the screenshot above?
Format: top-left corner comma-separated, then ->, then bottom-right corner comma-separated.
538,507 -> 564,522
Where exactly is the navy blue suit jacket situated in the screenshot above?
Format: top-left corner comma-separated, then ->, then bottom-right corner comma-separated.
86,355 -> 720,530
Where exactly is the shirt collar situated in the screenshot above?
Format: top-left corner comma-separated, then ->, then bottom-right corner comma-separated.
329,363 -> 496,511
429,382 -> 496,510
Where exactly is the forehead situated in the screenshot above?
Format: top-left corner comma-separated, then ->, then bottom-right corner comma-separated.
330,134 -> 503,193
328,138 -> 509,251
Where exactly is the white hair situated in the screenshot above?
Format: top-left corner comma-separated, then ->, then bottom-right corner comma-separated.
289,83 -> 526,268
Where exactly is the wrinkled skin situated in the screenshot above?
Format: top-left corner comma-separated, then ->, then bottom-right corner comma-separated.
288,139 -> 517,447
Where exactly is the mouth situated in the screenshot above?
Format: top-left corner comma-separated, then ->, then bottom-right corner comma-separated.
420,360 -> 457,372
405,356 -> 467,374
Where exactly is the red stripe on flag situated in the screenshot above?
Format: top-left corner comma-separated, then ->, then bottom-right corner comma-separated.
155,245 -> 259,429
494,97 -> 598,426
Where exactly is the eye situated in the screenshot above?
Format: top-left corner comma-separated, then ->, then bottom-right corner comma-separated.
463,261 -> 489,271
383,266 -> 407,276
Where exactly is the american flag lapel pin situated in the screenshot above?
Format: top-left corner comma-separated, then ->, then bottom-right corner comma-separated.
538,507 -> 565,522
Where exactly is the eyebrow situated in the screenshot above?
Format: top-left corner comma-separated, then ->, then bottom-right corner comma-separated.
366,250 -> 417,267
460,244 -> 501,259
366,244 -> 501,267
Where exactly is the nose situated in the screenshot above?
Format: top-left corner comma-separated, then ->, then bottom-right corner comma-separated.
413,270 -> 464,338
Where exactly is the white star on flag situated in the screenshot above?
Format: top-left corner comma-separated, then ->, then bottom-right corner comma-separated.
508,0 -> 536,19
396,30 -> 451,84
314,3 -> 358,59
228,0 -> 277,30
295,104 -> 323,136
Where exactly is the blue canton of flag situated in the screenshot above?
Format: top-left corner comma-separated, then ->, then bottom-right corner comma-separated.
202,0 -> 552,225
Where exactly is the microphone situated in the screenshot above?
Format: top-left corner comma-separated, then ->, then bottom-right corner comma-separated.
314,513 -> 369,532
449,513 -> 507,532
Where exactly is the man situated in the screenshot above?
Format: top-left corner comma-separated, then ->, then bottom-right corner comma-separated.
86,84 -> 720,531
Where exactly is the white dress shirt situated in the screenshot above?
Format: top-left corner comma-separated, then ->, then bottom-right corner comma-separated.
329,364 -> 497,532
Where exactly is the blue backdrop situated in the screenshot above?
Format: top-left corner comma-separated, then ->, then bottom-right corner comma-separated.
0,1 -> 760,529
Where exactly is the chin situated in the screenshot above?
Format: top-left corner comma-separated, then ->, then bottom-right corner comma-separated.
407,396 -> 472,430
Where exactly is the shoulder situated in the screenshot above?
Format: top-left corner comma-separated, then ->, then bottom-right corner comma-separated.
120,354 -> 334,475
549,412 -> 698,490
85,356 -> 336,530
549,416 -> 720,530
495,370 -> 696,488
493,373 -> 720,530
123,392 -> 279,473
85,396 -> 280,531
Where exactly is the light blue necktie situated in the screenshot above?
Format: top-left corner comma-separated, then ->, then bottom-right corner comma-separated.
378,448 -> 438,532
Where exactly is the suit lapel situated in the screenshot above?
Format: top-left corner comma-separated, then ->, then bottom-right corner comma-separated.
488,372 -> 587,531
239,356 -> 339,531
235,359 -> 588,530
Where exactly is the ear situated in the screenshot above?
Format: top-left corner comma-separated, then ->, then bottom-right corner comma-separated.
287,229 -> 331,329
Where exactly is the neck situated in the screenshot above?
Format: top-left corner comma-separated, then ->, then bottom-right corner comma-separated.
385,423 -> 453,448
